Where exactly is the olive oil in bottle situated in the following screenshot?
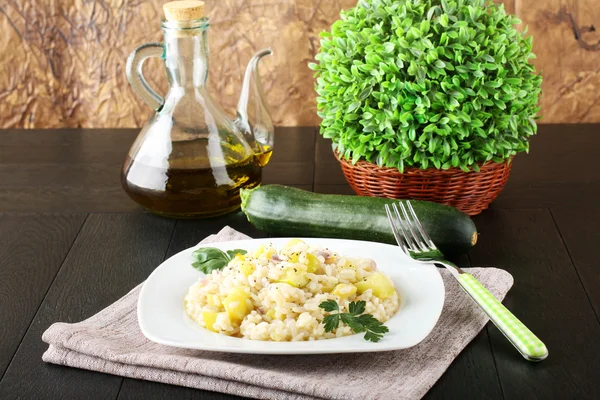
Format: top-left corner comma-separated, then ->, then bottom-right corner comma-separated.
255,145 -> 273,167
122,139 -> 262,218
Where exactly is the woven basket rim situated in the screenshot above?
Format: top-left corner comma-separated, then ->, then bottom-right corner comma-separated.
334,151 -> 512,175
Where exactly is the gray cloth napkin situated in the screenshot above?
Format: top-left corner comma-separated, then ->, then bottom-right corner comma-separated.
42,226 -> 514,400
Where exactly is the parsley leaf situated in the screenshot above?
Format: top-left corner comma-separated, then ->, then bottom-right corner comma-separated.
348,301 -> 366,316
341,313 -> 366,333
319,300 -> 340,313
191,247 -> 247,274
319,300 -> 389,342
192,258 -> 227,273
364,329 -> 386,343
354,313 -> 380,327
355,313 -> 389,342
367,324 -> 389,335
323,314 -> 340,332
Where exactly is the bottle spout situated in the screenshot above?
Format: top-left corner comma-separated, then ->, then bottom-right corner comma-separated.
235,48 -> 274,162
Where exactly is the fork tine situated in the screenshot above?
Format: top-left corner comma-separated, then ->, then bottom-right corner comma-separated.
384,204 -> 409,254
406,201 -> 437,250
399,202 -> 430,252
392,203 -> 420,252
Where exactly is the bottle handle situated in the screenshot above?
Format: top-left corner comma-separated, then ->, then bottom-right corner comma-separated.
126,43 -> 165,111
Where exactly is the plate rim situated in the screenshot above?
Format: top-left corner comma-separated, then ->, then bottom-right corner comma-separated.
137,237 -> 445,354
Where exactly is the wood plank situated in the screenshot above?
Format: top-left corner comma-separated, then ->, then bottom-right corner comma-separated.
0,182 -> 312,214
469,209 -> 600,399
0,129 -> 136,213
0,129 -> 135,165
313,134 -> 347,186
426,327 -> 503,400
0,164 -> 122,188
262,127 -> 316,186
0,128 -> 314,213
493,124 -> 600,208
118,380 -> 236,400
167,212 -> 269,259
0,186 -> 139,213
313,184 -> 355,195
0,213 -> 176,400
0,213 -> 86,378
0,126 -> 313,165
550,207 -> 600,318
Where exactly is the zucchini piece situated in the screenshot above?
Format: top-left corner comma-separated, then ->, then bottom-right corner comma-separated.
240,185 -> 477,256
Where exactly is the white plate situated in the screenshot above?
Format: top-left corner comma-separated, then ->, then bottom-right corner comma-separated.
138,238 -> 445,354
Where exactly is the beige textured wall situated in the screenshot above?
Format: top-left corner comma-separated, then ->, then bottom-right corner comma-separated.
0,0 -> 599,128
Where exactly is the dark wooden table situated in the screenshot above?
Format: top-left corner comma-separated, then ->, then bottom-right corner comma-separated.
0,125 -> 599,400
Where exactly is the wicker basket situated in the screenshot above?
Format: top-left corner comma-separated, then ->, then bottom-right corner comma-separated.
336,152 -> 513,216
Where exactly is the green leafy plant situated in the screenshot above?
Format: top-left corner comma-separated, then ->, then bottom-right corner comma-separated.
310,0 -> 542,172
319,300 -> 389,342
192,248 -> 247,274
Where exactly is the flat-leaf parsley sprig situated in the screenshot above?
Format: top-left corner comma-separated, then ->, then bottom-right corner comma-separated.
191,248 -> 247,274
319,300 -> 389,342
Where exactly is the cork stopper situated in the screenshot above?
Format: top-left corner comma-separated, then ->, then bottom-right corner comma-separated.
163,1 -> 205,21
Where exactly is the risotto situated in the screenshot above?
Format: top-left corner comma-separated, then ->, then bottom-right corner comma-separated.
184,239 -> 400,341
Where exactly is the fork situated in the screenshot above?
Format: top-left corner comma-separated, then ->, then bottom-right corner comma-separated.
385,201 -> 548,362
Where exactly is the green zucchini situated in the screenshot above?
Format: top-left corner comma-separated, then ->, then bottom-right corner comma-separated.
240,185 -> 477,256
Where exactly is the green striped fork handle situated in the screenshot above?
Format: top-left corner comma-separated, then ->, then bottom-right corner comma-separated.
458,273 -> 549,361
